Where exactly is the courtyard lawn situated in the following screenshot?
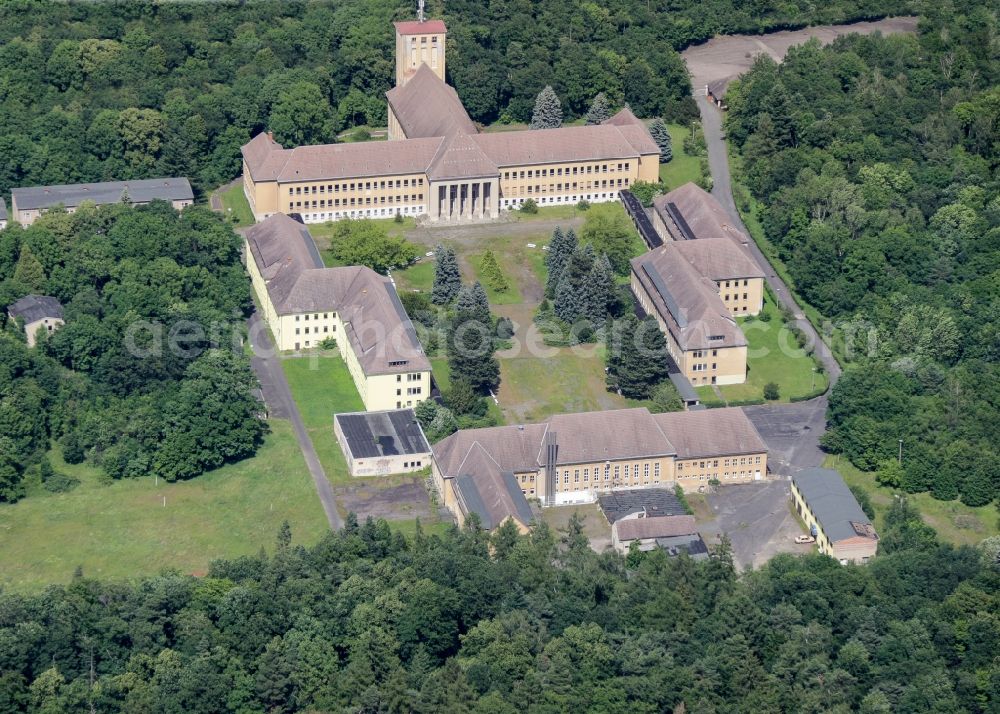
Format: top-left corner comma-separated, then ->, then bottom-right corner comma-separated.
511,203 -> 587,222
658,123 -> 703,191
696,292 -> 827,405
468,251 -> 524,305
0,421 -> 328,592
309,216 -> 416,252
497,347 -> 627,424
393,260 -> 435,294
825,456 -> 999,548
281,354 -> 364,484
219,182 -> 255,227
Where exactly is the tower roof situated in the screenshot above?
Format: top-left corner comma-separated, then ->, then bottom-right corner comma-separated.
394,19 -> 447,35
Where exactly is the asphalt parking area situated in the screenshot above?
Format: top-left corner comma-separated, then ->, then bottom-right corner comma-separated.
698,481 -> 812,570
743,402 -> 827,473
334,478 -> 442,522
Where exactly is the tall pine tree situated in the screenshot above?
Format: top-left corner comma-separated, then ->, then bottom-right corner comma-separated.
585,92 -> 611,125
545,227 -> 577,298
606,314 -> 670,398
649,119 -> 672,163
529,86 -> 563,129
431,245 -> 461,305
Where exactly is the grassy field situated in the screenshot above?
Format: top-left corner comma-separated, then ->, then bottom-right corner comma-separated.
281,354 -> 364,484
309,215 -> 417,248
393,260 -> 435,293
510,203 -> 587,222
697,291 -> 827,404
826,456 -> 999,547
219,182 -> 255,227
468,252 -> 524,305
498,347 -> 627,424
0,421 -> 329,592
659,123 -> 704,190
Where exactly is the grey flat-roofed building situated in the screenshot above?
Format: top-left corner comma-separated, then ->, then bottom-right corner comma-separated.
598,488 -> 689,524
334,408 -> 431,477
7,294 -> 64,347
10,178 -> 194,226
791,468 -> 878,564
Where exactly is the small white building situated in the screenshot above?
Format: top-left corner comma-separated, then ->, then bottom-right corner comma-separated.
334,408 -> 432,477
7,294 -> 64,347
611,514 -> 698,554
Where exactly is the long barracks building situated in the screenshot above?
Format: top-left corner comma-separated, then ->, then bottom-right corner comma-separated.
241,16 -> 660,224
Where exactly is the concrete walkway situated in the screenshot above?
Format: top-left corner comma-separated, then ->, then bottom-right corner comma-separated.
247,312 -> 344,530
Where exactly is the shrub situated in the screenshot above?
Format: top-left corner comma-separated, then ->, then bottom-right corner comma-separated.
758,309 -> 772,322
61,432 -> 85,464
40,457 -> 79,493
394,211 -> 403,223
576,199 -> 590,211
764,382 -> 780,400
520,198 -> 538,214
496,317 -> 514,340
673,485 -> 693,514
318,336 -> 337,350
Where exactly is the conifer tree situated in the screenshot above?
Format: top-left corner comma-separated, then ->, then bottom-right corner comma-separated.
545,227 -> 577,298
585,254 -> 615,323
13,245 -> 46,292
431,245 -> 461,305
585,92 -> 611,125
454,282 -> 491,326
554,275 -> 583,323
478,250 -> 509,292
649,118 -> 672,163
529,86 -> 563,129
606,314 -> 670,398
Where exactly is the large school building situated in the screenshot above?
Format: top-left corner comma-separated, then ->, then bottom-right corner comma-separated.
432,406 -> 768,529
241,16 -> 660,224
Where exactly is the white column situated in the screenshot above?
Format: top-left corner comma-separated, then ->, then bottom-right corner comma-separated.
478,181 -> 485,219
463,183 -> 473,219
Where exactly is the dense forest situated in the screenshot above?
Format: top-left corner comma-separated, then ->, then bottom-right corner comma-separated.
1,505 -> 997,713
0,202 -> 264,501
725,2 -> 999,507
0,0 -> 915,195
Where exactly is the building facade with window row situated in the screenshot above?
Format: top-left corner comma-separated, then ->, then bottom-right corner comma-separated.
431,406 -> 767,528
632,184 -> 767,385
244,213 -> 431,412
241,16 -> 660,225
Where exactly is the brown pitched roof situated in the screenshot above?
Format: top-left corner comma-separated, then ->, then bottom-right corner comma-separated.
276,137 -> 444,182
387,64 -> 477,140
245,214 -> 430,374
452,443 -> 533,530
472,124 -> 642,168
632,245 -> 746,350
652,183 -> 748,243
433,423 -> 548,478
541,408 -> 675,465
614,515 -> 697,541
394,19 -> 447,35
653,407 -> 767,459
427,132 -> 498,180
602,109 -> 660,155
245,214 -> 333,312
669,238 -> 764,281
241,132 -> 292,182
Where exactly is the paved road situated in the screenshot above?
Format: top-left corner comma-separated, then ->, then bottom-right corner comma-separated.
690,48 -> 849,473
247,312 -> 343,530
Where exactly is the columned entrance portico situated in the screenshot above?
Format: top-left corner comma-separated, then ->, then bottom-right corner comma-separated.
429,177 -> 500,221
